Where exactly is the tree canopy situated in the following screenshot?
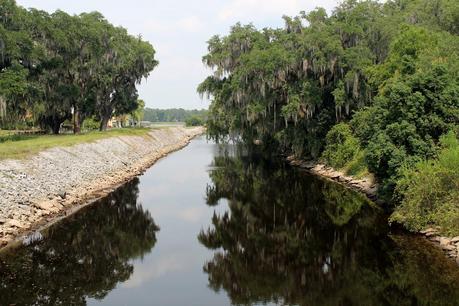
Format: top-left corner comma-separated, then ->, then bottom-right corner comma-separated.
199,0 -> 459,232
0,0 -> 158,133
142,108 -> 207,123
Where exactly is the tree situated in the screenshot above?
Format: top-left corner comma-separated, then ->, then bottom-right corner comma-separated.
199,0 -> 459,232
0,0 -> 158,133
130,99 -> 145,126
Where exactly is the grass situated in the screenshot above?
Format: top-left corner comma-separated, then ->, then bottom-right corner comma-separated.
0,130 -> 14,137
0,127 -> 154,160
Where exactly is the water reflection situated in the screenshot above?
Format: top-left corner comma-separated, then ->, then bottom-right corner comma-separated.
0,138 -> 458,306
201,152 -> 459,306
0,178 -> 159,305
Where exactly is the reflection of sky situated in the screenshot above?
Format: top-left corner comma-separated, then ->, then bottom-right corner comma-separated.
87,136 -> 233,306
122,253 -> 188,289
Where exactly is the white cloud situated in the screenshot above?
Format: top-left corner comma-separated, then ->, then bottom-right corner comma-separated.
177,16 -> 205,32
218,0 -> 304,22
177,206 -> 207,223
122,254 -> 185,288
144,16 -> 205,34
144,19 -> 170,33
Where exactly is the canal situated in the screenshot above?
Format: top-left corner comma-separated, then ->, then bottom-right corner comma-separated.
1,136 -> 458,305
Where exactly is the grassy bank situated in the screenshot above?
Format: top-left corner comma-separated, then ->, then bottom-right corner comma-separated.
0,128 -> 153,160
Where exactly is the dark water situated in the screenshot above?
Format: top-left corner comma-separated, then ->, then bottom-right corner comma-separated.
1,136 -> 459,306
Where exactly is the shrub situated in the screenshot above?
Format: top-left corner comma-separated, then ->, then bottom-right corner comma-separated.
322,123 -> 361,169
390,131 -> 459,235
82,118 -> 100,131
343,150 -> 369,178
185,115 -> 204,127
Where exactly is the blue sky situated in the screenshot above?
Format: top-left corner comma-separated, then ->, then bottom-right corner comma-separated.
17,0 -> 339,109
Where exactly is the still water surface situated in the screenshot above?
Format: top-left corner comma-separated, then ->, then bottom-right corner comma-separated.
1,136 -> 459,305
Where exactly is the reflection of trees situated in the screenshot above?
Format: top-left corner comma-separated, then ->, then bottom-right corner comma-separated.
0,178 -> 159,305
201,154 -> 459,306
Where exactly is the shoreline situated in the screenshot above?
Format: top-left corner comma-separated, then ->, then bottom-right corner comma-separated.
287,156 -> 459,266
0,127 -> 204,251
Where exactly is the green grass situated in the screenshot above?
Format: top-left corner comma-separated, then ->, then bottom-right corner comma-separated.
0,128 -> 154,160
0,130 -> 14,137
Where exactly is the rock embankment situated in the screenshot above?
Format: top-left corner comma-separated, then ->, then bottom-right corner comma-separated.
0,126 -> 204,249
421,228 -> 459,265
286,157 -> 379,202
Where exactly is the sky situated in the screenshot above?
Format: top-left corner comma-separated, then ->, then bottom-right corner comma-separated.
17,0 -> 340,110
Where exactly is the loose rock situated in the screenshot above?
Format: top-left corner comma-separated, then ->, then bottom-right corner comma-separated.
0,127 -> 204,249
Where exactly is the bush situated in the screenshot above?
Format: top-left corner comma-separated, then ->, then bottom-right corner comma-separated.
82,118 -> 100,131
185,116 -> 204,127
322,123 -> 361,169
343,150 -> 369,178
390,131 -> 459,235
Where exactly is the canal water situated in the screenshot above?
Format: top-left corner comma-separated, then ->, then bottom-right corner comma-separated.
1,136 -> 459,306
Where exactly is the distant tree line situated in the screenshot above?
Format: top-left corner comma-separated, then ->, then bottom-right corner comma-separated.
142,108 -> 207,123
199,0 -> 459,234
0,0 -> 158,133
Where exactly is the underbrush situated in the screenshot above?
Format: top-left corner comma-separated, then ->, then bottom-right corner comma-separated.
321,123 -> 370,178
390,131 -> 459,236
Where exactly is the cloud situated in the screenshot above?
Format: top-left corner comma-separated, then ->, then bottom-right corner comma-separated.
122,254 -> 185,288
144,15 -> 205,34
177,16 -> 205,32
177,206 -> 207,223
218,0 -> 304,22
144,19 -> 170,33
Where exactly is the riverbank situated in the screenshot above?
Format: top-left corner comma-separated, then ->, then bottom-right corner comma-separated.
287,156 -> 379,202
0,126 -> 204,250
287,156 -> 459,265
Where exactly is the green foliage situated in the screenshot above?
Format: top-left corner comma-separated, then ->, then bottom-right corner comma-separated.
356,27 -> 459,193
199,0 -> 459,233
130,99 -> 145,124
322,123 -> 361,169
185,115 -> 204,127
0,0 -> 158,133
143,108 -> 207,123
81,117 -> 100,131
391,131 -> 459,235
343,149 -> 369,178
199,0 -> 410,157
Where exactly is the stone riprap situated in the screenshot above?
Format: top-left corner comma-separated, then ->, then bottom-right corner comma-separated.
0,126 -> 204,248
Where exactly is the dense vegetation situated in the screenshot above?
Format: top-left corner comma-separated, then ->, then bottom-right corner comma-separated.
143,108 -> 207,123
0,0 -> 157,133
199,0 -> 459,234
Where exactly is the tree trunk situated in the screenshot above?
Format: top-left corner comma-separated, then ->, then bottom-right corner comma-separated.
52,120 -> 60,134
99,116 -> 110,131
73,108 -> 81,134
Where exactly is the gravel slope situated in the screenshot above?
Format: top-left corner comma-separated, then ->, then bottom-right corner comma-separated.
0,126 -> 204,248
